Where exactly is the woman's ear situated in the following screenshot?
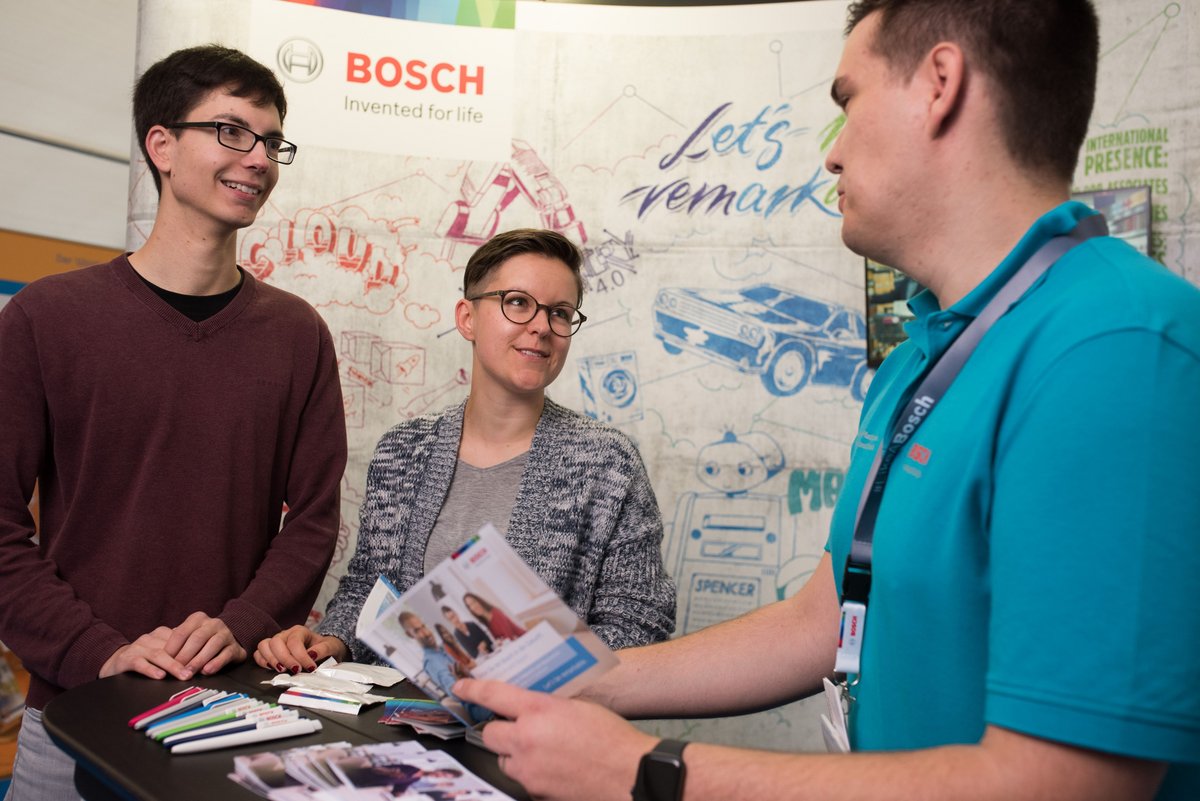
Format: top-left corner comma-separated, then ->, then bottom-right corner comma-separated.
455,297 -> 476,343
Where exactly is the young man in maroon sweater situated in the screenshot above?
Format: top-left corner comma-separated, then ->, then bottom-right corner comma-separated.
0,45 -> 347,799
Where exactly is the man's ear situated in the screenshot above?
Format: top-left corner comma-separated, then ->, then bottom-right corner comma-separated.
144,125 -> 174,179
920,41 -> 966,139
455,297 -> 476,343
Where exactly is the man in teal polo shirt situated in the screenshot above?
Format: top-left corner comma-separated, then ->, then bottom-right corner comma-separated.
454,1 -> 1200,799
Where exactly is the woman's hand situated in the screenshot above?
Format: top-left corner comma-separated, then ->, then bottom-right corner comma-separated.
253,626 -> 348,674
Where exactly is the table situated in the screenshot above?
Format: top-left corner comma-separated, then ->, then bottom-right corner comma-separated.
42,662 -> 528,801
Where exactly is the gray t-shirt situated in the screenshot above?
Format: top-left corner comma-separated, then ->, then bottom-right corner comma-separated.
422,451 -> 528,572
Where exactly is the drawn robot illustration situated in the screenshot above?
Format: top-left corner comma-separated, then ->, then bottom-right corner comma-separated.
667,430 -> 819,634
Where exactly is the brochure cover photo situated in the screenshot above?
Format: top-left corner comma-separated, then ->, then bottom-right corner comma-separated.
358,523 -> 618,726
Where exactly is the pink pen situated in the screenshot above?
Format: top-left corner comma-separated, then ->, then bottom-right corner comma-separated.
128,686 -> 204,728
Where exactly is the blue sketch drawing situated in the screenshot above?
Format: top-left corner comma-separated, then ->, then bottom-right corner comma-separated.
667,430 -> 817,634
578,351 -> 643,425
581,229 -> 639,294
653,283 -> 870,400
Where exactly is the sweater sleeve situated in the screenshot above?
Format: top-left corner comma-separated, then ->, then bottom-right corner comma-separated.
585,440 -> 677,650
218,317 -> 347,649
317,431 -> 407,663
0,300 -> 129,689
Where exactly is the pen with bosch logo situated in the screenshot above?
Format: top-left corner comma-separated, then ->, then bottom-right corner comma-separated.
160,707 -> 299,748
146,696 -> 262,740
129,687 -> 220,730
127,686 -> 205,729
140,691 -> 240,731
168,717 -> 323,754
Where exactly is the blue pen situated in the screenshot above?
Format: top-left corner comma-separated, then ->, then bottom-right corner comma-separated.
148,698 -> 262,740
143,691 -> 231,727
131,688 -> 220,730
129,686 -> 204,728
144,692 -> 245,736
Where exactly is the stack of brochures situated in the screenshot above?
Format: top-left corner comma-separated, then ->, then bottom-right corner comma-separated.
128,687 -> 322,754
228,740 -> 513,800
355,523 -> 618,732
378,696 -> 465,739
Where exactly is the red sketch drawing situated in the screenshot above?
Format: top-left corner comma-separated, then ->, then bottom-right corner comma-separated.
436,140 -> 588,260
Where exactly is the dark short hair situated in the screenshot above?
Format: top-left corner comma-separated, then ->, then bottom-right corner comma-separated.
463,228 -> 584,306
845,0 -> 1098,183
133,44 -> 287,194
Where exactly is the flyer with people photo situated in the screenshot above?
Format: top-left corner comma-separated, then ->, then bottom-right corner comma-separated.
357,523 -> 618,727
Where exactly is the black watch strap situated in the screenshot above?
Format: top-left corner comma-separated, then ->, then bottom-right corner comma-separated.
632,738 -> 688,801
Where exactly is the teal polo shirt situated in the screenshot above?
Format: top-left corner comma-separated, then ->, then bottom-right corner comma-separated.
827,202 -> 1200,797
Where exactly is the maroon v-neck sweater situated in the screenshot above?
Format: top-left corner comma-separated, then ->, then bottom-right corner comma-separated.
0,255 -> 347,708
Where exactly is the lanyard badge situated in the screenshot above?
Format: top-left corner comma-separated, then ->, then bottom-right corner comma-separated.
835,600 -> 866,676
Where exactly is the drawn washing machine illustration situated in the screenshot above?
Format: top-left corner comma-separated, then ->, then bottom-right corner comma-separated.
578,351 -> 643,425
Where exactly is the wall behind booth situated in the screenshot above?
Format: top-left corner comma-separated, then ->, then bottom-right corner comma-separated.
130,0 -> 1200,752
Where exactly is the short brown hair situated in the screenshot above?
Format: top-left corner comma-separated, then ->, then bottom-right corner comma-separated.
463,229 -> 584,306
133,44 -> 287,194
845,0 -> 1098,184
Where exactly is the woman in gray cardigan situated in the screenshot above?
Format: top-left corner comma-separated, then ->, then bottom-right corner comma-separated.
254,229 -> 676,673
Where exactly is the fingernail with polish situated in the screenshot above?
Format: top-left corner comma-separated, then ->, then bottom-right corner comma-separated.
290,666 -> 300,675
307,650 -> 318,660
276,663 -> 286,673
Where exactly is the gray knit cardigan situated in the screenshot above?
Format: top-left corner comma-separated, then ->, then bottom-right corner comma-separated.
319,398 -> 676,659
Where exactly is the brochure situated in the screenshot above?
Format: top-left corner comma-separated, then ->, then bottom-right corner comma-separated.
230,740 -> 512,800
357,523 -> 618,727
379,697 -> 465,740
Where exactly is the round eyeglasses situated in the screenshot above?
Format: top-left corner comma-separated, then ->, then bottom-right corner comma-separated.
164,121 -> 298,164
467,289 -> 587,337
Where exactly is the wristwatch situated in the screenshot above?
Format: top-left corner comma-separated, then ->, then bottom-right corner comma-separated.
631,738 -> 688,801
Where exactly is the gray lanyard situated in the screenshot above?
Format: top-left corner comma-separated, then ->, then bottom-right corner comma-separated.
841,213 -> 1110,606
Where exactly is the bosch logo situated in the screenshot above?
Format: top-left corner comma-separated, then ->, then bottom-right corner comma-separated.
277,38 -> 324,83
908,444 -> 931,465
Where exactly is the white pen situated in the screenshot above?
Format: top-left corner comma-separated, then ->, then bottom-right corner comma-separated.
146,698 -> 263,739
160,709 -> 298,748
156,704 -> 284,746
169,718 -> 322,754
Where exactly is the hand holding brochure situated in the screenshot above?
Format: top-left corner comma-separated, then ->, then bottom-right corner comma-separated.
357,523 -> 618,726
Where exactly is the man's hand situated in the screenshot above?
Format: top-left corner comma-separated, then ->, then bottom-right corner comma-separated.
454,678 -> 656,801
99,627 -> 191,680
163,611 -> 247,677
253,626 -> 348,674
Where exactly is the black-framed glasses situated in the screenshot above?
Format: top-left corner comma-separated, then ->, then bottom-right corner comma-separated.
164,121 -> 298,164
467,289 -> 587,337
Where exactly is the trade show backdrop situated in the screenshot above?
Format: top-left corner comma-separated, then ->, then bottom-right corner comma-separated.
131,0 -> 1198,751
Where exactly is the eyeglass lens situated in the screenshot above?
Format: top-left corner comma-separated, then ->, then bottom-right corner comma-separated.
498,291 -> 582,336
216,124 -> 296,164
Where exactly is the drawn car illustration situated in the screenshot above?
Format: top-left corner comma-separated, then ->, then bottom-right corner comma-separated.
653,283 -> 870,400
